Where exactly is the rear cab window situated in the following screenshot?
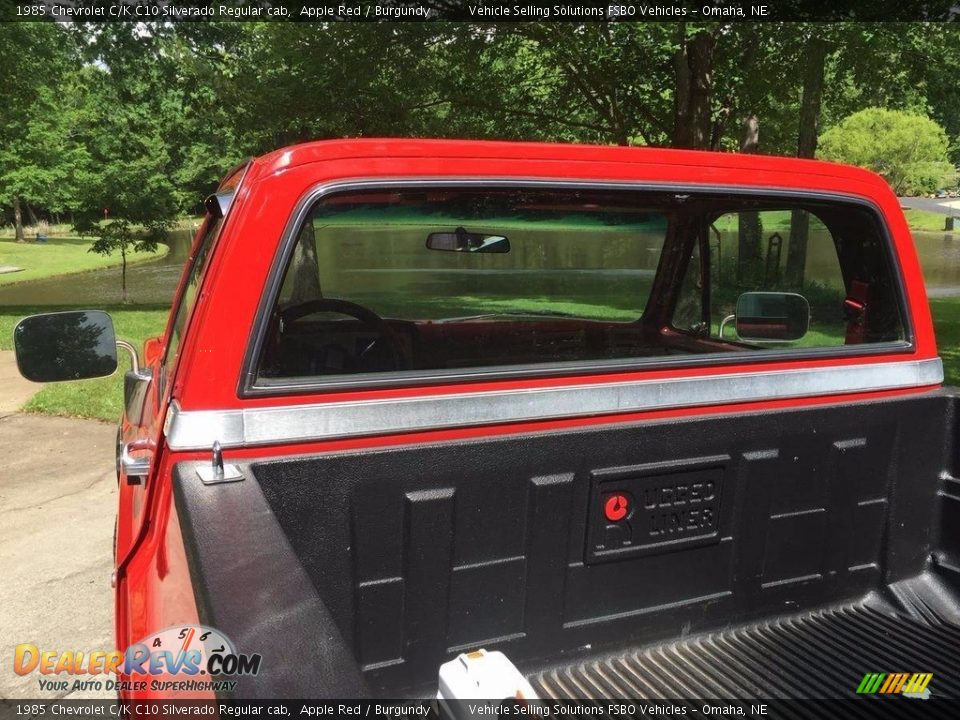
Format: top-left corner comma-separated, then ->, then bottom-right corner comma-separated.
251,186 -> 909,390
676,205 -> 905,349
164,215 -> 222,373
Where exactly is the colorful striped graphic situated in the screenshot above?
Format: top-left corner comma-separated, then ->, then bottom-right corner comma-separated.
856,672 -> 933,695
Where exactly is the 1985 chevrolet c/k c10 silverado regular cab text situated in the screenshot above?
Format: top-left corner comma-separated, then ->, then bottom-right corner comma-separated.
13,139 -> 960,704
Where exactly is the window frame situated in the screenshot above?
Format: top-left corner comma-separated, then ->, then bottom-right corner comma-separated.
239,179 -> 915,398
163,162 -> 249,390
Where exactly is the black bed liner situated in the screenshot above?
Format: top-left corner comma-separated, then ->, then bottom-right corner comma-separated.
530,599 -> 960,702
173,389 -> 960,699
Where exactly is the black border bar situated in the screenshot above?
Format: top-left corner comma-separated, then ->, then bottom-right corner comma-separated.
3,0 -> 958,23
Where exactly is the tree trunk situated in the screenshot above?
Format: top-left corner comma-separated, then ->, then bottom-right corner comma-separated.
13,195 -> 25,243
288,221 -> 322,303
786,210 -> 811,289
673,25 -> 691,144
25,203 -> 38,227
737,115 -> 762,285
121,246 -> 128,304
672,28 -> 716,149
785,36 -> 829,288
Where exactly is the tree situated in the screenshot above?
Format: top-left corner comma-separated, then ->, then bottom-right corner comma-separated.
6,21 -> 960,259
220,24 -> 454,149
737,115 -> 762,285
672,24 -> 718,149
0,24 -> 77,241
785,33 -> 830,287
817,108 -> 956,195
87,220 -> 159,304
68,31 -> 182,297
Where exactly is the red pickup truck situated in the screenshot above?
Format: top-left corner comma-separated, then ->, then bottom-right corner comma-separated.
13,139 -> 959,702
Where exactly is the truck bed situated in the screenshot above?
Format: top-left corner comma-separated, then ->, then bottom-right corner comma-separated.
530,594 -> 960,702
172,389 -> 960,701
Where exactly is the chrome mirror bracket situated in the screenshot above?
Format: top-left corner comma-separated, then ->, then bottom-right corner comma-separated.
115,340 -> 140,373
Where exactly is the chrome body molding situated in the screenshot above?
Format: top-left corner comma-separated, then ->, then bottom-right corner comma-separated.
165,358 -> 943,451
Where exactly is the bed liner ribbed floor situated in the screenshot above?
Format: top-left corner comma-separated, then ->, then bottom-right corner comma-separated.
529,599 -> 960,708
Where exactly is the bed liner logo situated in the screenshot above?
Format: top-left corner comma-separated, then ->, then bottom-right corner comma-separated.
13,625 -> 261,694
588,463 -> 726,563
857,672 -> 932,697
643,477 -> 719,536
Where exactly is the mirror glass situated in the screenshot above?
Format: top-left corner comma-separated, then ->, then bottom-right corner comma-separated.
14,311 -> 118,382
426,227 -> 510,253
735,292 -> 810,341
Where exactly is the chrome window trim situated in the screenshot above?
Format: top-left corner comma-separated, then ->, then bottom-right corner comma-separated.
171,357 -> 942,450
239,177 -> 916,397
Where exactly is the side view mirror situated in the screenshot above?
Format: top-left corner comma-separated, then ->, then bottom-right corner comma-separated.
734,291 -> 810,342
13,311 -> 118,383
427,227 -> 510,253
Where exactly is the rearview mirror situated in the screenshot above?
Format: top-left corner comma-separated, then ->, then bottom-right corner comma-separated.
426,227 -> 510,253
13,311 -> 118,383
735,292 -> 809,342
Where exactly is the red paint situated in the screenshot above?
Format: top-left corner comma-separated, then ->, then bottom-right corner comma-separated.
604,494 -> 630,522
107,139 -> 941,700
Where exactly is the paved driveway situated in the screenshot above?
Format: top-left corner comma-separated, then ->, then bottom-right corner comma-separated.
0,409 -> 116,699
0,351 -> 38,415
899,196 -> 960,215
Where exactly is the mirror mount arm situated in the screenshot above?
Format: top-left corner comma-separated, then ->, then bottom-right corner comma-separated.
718,314 -> 736,340
116,340 -> 140,374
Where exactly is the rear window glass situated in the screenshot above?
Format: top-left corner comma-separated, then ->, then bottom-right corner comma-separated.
164,215 -> 222,372
281,190 -> 666,320
701,209 -> 847,346
253,187 -> 907,385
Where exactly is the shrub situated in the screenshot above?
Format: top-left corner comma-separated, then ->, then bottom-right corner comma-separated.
818,108 -> 956,196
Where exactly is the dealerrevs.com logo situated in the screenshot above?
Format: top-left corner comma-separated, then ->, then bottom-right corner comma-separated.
13,625 -> 262,694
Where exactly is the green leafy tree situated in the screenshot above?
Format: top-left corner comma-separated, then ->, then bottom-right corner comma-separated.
87,219 -> 159,304
0,23 -> 78,241
7,20 -> 960,262
68,30 -> 183,297
818,108 -> 956,195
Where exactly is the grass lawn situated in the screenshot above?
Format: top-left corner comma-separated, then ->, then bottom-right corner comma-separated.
0,305 -> 170,422
931,299 -> 960,387
712,208 -> 947,233
0,236 -> 168,286
904,208 -> 953,232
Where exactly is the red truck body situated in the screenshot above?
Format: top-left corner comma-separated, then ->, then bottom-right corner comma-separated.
21,139 -> 955,701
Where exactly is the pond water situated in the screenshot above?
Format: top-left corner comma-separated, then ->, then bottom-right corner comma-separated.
0,227 -> 197,307
913,231 -> 960,298
1,226 -> 960,309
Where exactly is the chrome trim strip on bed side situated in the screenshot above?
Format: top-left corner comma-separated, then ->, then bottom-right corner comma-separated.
167,357 -> 943,451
